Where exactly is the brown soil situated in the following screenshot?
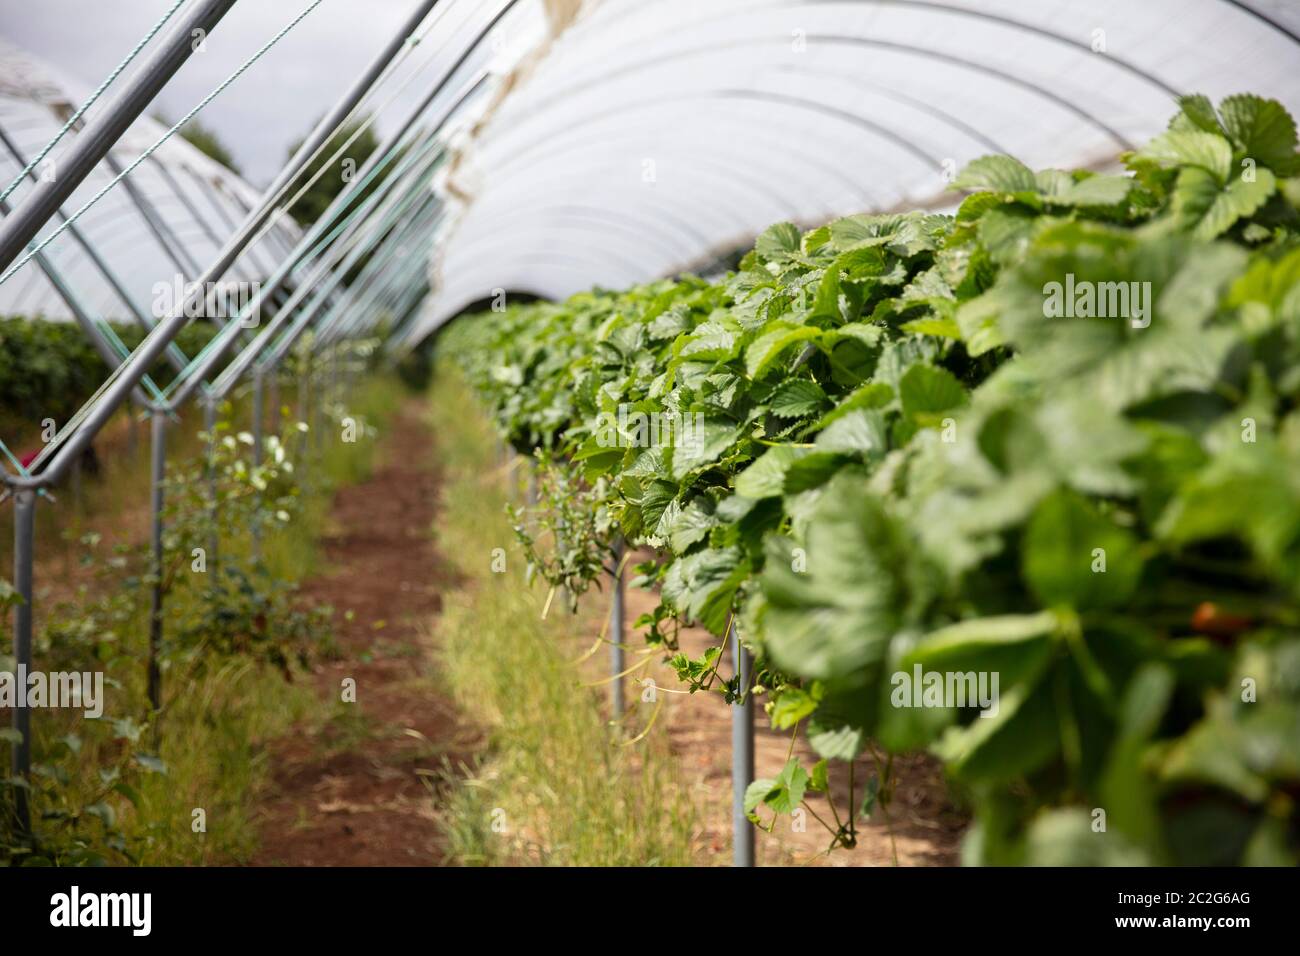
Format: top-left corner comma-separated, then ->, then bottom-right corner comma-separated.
245,399 -> 962,867
566,560 -> 966,866
248,398 -> 474,866
653,594 -> 965,866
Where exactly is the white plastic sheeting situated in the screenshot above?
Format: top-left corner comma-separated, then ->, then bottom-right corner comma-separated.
413,0 -> 1300,340
0,39 -> 301,323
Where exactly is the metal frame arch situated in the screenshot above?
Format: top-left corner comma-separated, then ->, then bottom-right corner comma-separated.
504,0 -> 1184,117
1220,0 -> 1300,44
484,29 -> 1137,158
477,99 -> 884,207
462,141 -> 843,241
759,62 -> 1012,156
456,203 -> 710,264
446,218 -> 691,275
463,138 -> 817,234
486,84 -> 942,178
435,248 -> 654,302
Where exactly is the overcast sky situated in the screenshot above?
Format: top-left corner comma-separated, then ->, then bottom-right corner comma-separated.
0,0 -> 431,186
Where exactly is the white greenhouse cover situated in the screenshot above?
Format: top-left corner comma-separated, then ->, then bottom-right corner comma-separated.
0,39 -> 302,324
413,0 -> 1300,340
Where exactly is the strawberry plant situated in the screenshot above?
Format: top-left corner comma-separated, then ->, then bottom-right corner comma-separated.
443,94 -> 1300,865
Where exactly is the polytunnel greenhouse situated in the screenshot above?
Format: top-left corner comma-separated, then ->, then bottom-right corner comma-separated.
0,0 -> 1298,929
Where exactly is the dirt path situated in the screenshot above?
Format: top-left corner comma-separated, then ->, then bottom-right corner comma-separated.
249,398 -> 472,866
247,399 -> 961,867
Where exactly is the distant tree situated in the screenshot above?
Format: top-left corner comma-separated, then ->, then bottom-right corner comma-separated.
284,117 -> 381,226
178,119 -> 242,175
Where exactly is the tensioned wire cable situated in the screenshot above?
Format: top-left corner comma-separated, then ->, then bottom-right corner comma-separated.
4,4 -> 468,485
168,129 -> 449,397
251,162 -> 446,372
176,2 -> 453,296
317,219 -> 440,347
163,151 -> 420,393
95,319 -> 168,403
0,0 -> 327,288
7,348 -> 145,477
265,167 -> 445,360
233,2 -> 461,280
0,0 -> 327,479
4,1 -> 475,479
181,0 -> 457,298
309,186 -> 446,341
92,0 -> 449,360
0,0 -> 188,205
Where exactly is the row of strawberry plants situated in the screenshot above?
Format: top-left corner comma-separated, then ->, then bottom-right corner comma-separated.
440,94 -> 1300,865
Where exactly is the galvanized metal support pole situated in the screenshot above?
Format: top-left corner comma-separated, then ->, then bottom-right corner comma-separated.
0,0 -> 239,272
732,623 -> 755,867
0,125 -> 186,372
610,540 -> 626,720
251,369 -> 265,558
192,172 -> 283,282
147,408 -> 166,715
312,352 -> 323,456
100,148 -> 202,276
3,1 -> 436,490
149,159 -> 248,277
268,371 -> 281,435
297,353 -> 309,425
203,397 -> 218,570
252,368 -> 266,469
10,488 -> 35,834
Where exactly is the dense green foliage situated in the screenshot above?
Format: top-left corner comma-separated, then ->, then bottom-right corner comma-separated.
178,120 -> 242,175
442,95 -> 1300,865
0,316 -> 221,436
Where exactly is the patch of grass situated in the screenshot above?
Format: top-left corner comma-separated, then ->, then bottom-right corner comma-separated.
427,363 -> 698,866
128,658 -> 313,865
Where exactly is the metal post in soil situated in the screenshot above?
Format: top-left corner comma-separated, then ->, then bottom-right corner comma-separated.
251,369 -> 265,558
252,368 -> 266,469
268,371 -> 281,436
0,0 -> 438,490
312,352 -> 324,458
732,623 -> 755,867
147,408 -> 166,715
0,0 -> 238,272
610,539 -> 626,720
203,397 -> 219,569
10,488 -> 35,834
298,352 -> 312,488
